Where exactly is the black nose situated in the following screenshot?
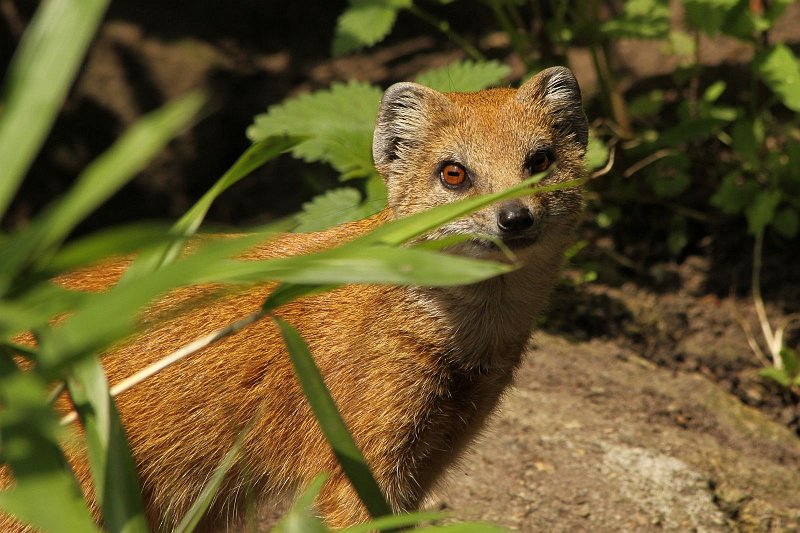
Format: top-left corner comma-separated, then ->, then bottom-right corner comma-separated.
497,203 -> 534,233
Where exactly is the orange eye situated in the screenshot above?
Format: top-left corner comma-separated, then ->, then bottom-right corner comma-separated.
527,150 -> 554,173
440,163 -> 468,188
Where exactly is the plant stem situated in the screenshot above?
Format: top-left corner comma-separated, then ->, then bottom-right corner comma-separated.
406,5 -> 485,61
752,229 -> 782,367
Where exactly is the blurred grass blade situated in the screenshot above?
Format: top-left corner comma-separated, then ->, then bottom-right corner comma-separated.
262,283 -> 341,312
0,354 -> 101,533
412,524 -> 511,532
341,511 -> 448,532
273,317 -> 392,519
271,474 -> 330,533
174,421 -> 253,533
125,135 -> 302,279
0,0 -> 108,217
43,222 -> 174,275
355,169 -> 583,246
34,233 -> 265,374
0,92 -> 206,293
64,355 -> 148,533
199,246 -> 513,286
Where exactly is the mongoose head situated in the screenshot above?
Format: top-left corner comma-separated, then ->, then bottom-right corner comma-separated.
372,66 -> 587,260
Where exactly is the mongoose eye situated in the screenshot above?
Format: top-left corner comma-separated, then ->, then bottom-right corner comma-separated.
439,162 -> 469,189
527,150 -> 554,174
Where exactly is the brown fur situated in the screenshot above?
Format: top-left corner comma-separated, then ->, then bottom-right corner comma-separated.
1,67 -> 588,531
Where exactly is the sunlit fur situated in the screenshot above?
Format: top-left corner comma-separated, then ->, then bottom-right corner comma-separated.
1,67 -> 587,531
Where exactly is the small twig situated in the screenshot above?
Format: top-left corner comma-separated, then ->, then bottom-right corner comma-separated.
590,138 -> 618,179
729,295 -> 771,367
623,148 -> 675,178
47,381 -> 66,406
60,309 -> 267,426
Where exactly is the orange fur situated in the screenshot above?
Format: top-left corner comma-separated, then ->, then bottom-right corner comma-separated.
1,67 -> 588,531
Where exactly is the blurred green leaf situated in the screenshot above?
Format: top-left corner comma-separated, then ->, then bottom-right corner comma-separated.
755,44 -> 800,112
646,155 -> 691,198
772,209 -> 798,239
332,0 -> 411,56
628,91 -> 664,120
247,82 -> 382,180
63,355 -> 148,533
703,81 -> 727,103
273,317 -> 392,519
0,0 -> 108,217
682,0 -> 739,35
745,189 -> 782,235
0,92 -> 206,294
710,173 -> 759,214
730,119 -> 760,166
414,60 -> 511,93
601,0 -> 670,39
760,366 -> 791,387
295,188 -> 370,233
0,355 -> 101,533
341,511 -> 447,532
412,523 -> 511,532
780,347 -> 799,379
585,134 -> 610,171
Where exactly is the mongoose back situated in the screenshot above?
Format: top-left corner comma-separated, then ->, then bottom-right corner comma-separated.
1,66 -> 588,530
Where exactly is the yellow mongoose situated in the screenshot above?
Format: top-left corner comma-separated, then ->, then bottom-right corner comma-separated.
2,66 -> 588,530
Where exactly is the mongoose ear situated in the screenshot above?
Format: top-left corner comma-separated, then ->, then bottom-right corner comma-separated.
516,67 -> 588,152
373,82 -> 452,172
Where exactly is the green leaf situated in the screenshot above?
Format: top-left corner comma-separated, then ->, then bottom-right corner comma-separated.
0,355 -> 101,533
295,188 -> 371,233
772,208 -> 799,239
646,154 -> 691,198
703,81 -> 727,103
780,347 -> 799,379
652,117 -> 727,149
710,173 -> 758,214
755,44 -> 800,112
584,133 -> 610,172
730,119 -> 760,166
0,0 -> 108,217
247,82 -> 382,180
414,60 -> 511,93
273,317 -> 393,519
601,0 -> 670,39
760,366 -> 791,387
0,92 -> 206,294
682,0 -> 739,35
628,90 -> 665,119
746,189 -> 782,235
332,0 -> 411,56
64,355 -> 148,533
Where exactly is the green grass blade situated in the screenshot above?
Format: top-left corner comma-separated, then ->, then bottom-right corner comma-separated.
173,423 -> 251,533
0,92 -> 206,294
0,353 -> 101,533
197,246 -> 513,286
271,475 -> 330,533
354,170 -> 583,246
124,135 -> 302,279
0,0 -> 108,217
64,355 -> 148,533
411,524 -> 511,532
341,511 -> 448,532
261,283 -> 341,312
273,317 -> 392,519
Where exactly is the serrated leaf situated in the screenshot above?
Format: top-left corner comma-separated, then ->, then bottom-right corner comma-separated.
295,188 -> 370,233
746,189 -> 782,235
755,44 -> 800,112
415,60 -> 511,93
247,82 -> 382,180
332,0 -> 411,56
601,0 -> 670,39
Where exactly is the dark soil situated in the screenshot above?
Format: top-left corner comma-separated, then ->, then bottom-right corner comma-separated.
2,1 -> 799,530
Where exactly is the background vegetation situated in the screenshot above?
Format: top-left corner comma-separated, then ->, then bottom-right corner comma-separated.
0,0 -> 798,531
